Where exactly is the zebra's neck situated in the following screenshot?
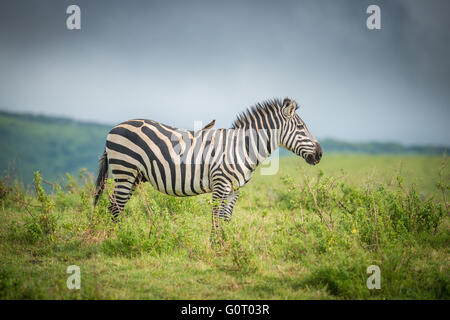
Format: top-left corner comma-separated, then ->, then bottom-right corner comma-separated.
192,126 -> 281,189
229,99 -> 284,173
222,127 -> 280,184
246,126 -> 280,171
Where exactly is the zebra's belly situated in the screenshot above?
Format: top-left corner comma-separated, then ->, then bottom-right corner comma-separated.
151,182 -> 211,197
146,163 -> 212,197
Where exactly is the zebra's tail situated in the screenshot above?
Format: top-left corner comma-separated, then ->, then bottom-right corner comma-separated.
94,150 -> 108,207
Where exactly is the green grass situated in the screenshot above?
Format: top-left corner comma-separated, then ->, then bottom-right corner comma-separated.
0,154 -> 448,299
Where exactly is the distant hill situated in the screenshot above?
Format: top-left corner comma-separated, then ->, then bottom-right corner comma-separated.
0,111 -> 447,186
0,111 -> 111,186
318,138 -> 447,155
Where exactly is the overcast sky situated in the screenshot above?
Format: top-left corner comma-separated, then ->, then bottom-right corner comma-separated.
0,0 -> 449,145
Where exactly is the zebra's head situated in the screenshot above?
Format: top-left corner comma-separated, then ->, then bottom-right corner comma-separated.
279,98 -> 322,165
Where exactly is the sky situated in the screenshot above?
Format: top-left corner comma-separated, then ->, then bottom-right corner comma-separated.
0,0 -> 449,145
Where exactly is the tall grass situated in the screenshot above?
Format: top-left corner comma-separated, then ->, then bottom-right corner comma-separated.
0,155 -> 448,299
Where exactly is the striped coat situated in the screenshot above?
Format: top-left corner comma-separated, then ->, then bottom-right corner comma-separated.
94,98 -> 322,237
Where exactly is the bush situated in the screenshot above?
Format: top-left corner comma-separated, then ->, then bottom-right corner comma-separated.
277,170 -> 446,250
22,172 -> 57,243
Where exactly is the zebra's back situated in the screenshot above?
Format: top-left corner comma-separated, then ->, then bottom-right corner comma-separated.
105,119 -> 219,196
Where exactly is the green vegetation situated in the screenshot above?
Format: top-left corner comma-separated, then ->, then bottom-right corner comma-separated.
0,155 -> 448,299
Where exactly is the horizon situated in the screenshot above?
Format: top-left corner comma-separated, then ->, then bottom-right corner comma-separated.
1,108 -> 449,149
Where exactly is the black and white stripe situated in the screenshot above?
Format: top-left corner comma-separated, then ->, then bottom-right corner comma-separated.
94,98 -> 322,235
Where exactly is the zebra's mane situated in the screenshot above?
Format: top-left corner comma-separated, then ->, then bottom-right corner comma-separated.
231,98 -> 283,129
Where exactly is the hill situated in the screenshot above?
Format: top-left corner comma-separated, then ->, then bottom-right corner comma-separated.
0,111 -> 447,185
0,111 -> 110,186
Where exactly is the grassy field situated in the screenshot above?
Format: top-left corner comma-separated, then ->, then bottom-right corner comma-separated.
0,154 -> 448,299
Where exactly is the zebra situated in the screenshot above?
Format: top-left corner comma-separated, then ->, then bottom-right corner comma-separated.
93,98 -> 322,238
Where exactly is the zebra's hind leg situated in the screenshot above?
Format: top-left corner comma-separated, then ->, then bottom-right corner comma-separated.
108,176 -> 137,221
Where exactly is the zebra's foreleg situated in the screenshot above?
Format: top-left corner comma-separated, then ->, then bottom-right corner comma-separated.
219,189 -> 240,222
210,183 -> 240,244
210,187 -> 229,245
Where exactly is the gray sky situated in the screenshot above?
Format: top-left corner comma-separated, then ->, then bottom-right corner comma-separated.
0,0 -> 449,145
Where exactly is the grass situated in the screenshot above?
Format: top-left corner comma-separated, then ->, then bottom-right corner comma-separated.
0,154 -> 448,299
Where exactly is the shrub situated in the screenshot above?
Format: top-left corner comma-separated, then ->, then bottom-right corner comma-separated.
23,172 -> 57,242
277,170 -> 446,250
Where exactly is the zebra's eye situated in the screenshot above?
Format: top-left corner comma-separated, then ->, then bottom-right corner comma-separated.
297,124 -> 304,129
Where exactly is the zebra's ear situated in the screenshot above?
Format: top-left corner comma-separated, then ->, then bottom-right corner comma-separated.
282,98 -> 297,118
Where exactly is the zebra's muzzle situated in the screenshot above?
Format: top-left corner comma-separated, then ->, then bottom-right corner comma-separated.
305,154 -> 317,165
305,143 -> 322,165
